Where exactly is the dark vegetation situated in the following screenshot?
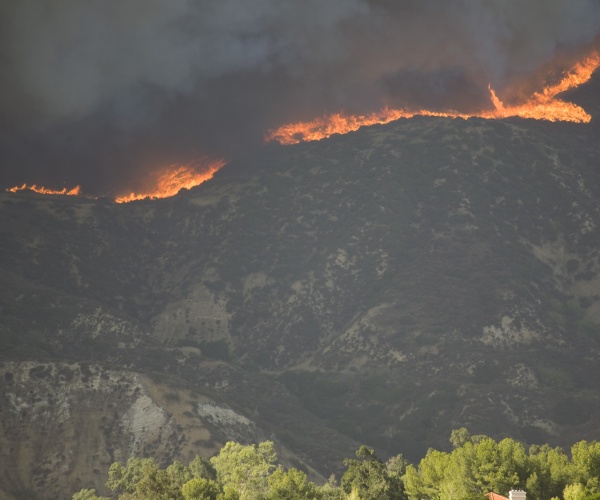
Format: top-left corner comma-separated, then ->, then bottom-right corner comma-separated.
4,110 -> 600,498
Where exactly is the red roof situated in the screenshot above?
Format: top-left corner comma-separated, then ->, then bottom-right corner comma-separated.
488,494 -> 509,500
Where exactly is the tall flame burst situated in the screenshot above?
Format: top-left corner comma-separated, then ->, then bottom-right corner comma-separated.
266,52 -> 600,145
114,160 -> 226,203
6,184 -> 82,196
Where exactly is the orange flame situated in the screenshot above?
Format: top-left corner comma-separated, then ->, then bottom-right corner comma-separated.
114,160 -> 225,203
266,52 -> 600,145
6,184 -> 82,196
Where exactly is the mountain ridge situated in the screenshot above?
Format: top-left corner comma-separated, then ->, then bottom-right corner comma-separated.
2,113 -> 600,498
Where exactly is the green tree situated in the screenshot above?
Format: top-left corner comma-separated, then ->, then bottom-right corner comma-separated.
265,467 -> 320,499
189,456 -> 218,481
449,428 -> 487,448
572,441 -> 600,494
405,432 -> 528,500
210,441 -> 277,499
526,444 -> 575,500
386,454 -> 409,480
107,458 -> 159,495
132,467 -> 184,500
318,475 -> 345,500
341,445 -> 405,500
167,460 -> 194,487
72,488 -> 110,500
181,477 -> 222,500
449,427 -> 472,448
404,449 -> 451,500
564,483 -> 588,500
445,437 -> 527,499
106,456 -> 187,499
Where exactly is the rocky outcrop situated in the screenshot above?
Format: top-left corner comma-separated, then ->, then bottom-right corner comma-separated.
0,362 -> 186,498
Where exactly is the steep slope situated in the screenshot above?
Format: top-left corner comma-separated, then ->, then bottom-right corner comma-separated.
1,112 -> 600,498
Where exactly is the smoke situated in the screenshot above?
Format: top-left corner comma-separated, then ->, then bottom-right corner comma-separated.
1,0 -> 600,195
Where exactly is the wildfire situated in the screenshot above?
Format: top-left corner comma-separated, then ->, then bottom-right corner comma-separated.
266,52 -> 600,145
114,160 -> 226,203
6,184 -> 82,196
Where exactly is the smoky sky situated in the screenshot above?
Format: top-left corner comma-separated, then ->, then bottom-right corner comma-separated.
1,0 -> 600,196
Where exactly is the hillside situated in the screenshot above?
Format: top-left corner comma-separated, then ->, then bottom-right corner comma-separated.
2,112 -> 600,498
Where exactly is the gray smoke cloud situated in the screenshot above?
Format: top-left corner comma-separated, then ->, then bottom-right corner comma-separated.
1,0 -> 599,195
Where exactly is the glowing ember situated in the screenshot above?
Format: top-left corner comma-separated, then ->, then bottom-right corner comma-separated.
266,52 -> 600,145
114,160 -> 226,203
6,184 -> 82,196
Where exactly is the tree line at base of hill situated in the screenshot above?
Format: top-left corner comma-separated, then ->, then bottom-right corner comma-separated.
73,429 -> 600,500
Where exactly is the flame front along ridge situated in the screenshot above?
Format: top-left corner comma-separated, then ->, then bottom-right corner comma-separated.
266,52 -> 600,145
6,184 -> 82,196
114,161 -> 225,203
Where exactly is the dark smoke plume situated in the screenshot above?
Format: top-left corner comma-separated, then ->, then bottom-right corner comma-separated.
1,0 -> 600,195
